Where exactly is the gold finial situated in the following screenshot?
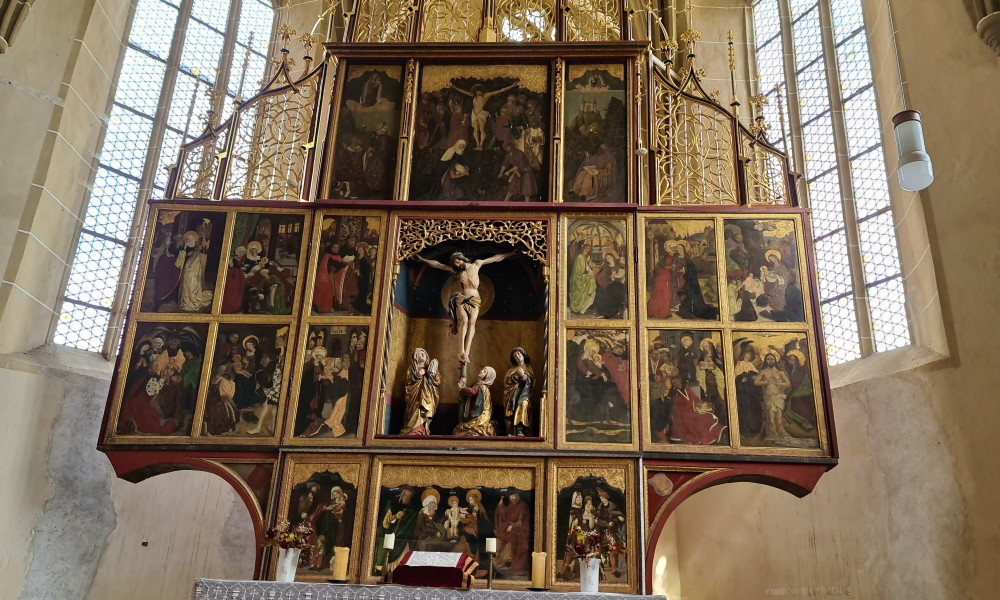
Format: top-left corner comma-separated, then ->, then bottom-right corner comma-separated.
749,94 -> 769,110
695,68 -> 707,79
658,38 -> 679,64
277,24 -> 297,48
727,31 -> 736,72
299,33 -> 319,54
680,29 -> 702,45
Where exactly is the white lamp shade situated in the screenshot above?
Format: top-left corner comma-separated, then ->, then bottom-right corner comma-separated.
893,110 -> 934,191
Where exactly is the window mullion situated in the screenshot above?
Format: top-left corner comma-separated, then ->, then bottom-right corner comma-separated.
100,0 -> 196,357
817,0 -> 874,357
213,0 -> 243,115
776,0 -> 809,204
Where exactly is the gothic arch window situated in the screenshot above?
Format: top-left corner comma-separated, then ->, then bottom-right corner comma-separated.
54,0 -> 276,353
752,0 -> 909,365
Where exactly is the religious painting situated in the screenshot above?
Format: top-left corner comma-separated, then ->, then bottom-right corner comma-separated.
732,331 -> 822,450
220,211 -> 308,315
564,216 -> 630,321
309,213 -> 383,317
563,64 -> 628,203
139,209 -> 227,313
644,329 -> 728,447
365,457 -> 544,586
201,323 -> 291,438
548,459 -> 637,592
561,328 -> 637,448
290,324 -> 371,442
114,321 -> 209,438
724,218 -> 806,323
642,217 -> 719,321
330,65 -> 404,200
409,64 -> 550,202
275,454 -> 369,582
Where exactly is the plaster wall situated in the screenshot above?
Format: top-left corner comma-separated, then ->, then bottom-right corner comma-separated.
651,0 -> 1000,597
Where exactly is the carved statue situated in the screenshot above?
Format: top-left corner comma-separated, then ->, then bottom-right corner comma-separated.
503,347 -> 534,437
400,348 -> 441,435
415,250 -> 517,364
453,366 -> 497,436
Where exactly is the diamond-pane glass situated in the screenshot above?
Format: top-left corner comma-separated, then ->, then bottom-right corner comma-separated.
819,296 -> 862,364
101,106 -> 154,178
831,0 -> 865,43
229,46 -> 269,98
814,231 -> 853,300
751,0 -> 914,362
65,233 -> 126,309
836,33 -> 871,100
191,0 -> 232,32
796,61 -> 830,126
868,276 -> 910,352
57,0 -> 276,353
752,0 -> 781,47
84,168 -> 140,242
755,39 -> 785,100
238,0 -> 274,46
801,114 -> 837,177
843,86 -> 880,156
792,6 -> 823,71
789,0 -> 817,19
179,20 -> 224,82
806,170 -> 844,238
128,0 -> 178,57
850,148 -> 891,218
115,48 -> 167,117
167,72 -> 214,134
859,211 -> 902,282
53,302 -> 112,352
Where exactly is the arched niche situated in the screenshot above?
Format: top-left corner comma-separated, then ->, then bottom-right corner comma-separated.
642,460 -> 830,594
103,451 -> 277,576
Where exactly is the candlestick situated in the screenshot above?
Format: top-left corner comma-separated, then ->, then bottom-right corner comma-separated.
331,546 -> 349,581
485,537 -> 497,553
530,552 -> 546,589
486,551 -> 496,589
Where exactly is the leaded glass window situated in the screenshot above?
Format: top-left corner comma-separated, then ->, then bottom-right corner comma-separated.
54,0 -> 275,353
752,0 -> 909,365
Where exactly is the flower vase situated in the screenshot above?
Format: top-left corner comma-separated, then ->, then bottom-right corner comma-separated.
579,557 -> 601,593
275,547 -> 301,582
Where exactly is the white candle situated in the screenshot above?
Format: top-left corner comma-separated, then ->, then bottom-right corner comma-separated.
383,533 -> 395,549
332,546 -> 350,580
485,538 -> 497,553
531,552 -> 546,588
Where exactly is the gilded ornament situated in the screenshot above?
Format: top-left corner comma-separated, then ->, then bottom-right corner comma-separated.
380,464 -> 535,490
396,219 -> 549,266
556,466 -> 627,491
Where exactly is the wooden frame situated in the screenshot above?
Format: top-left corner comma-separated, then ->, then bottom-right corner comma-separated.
360,455 -> 546,588
366,211 -> 557,450
105,204 -> 312,446
546,458 -> 638,594
272,453 -> 371,582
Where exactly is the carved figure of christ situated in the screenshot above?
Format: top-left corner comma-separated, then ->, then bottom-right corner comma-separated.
416,250 -> 518,364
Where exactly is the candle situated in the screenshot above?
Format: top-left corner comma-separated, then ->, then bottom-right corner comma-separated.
383,533 -> 395,549
531,552 -> 546,588
485,538 -> 497,553
332,547 -> 350,580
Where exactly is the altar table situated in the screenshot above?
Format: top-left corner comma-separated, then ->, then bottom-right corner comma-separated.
193,579 -> 665,600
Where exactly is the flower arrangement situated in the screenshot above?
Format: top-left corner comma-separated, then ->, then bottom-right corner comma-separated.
568,525 -> 604,560
263,520 -> 314,550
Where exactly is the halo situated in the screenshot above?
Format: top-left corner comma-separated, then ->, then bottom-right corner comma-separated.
765,249 -> 782,264
242,335 -> 259,350
466,489 -> 482,503
420,487 -> 441,506
787,349 -> 807,365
